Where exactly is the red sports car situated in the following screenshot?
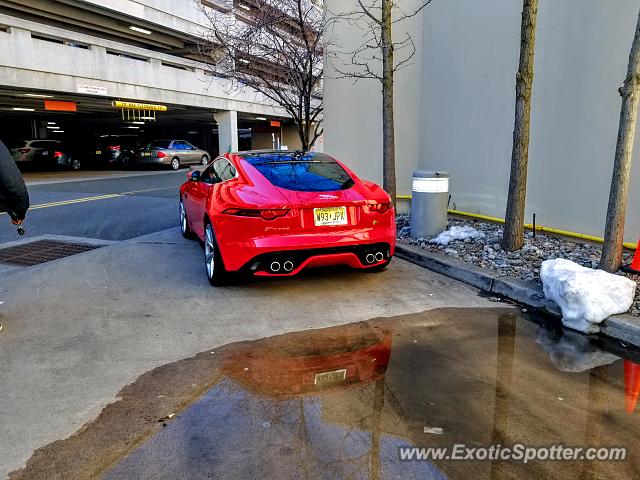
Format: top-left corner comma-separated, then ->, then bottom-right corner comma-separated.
179,150 -> 396,285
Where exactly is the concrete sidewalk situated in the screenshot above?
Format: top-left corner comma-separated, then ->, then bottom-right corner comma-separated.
0,228 -> 495,478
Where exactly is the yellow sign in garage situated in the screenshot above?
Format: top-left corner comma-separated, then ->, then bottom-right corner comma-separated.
113,100 -> 167,122
111,101 -> 167,111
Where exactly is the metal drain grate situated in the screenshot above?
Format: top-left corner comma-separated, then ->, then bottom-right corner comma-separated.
0,240 -> 100,266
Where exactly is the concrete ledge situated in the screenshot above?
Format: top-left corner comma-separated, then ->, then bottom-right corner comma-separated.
395,243 -> 639,348
395,243 -> 496,291
602,314 -> 640,347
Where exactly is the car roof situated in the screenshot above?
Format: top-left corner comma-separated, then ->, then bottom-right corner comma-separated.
236,149 -> 305,155
238,151 -> 334,164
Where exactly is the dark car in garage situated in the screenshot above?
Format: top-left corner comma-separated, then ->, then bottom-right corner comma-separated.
92,134 -> 140,168
8,139 -> 81,170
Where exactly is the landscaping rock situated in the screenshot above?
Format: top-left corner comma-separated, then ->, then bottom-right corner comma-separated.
396,214 -> 639,316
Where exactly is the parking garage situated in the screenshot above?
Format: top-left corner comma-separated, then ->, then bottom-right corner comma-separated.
0,86 -> 295,170
0,1 -> 305,172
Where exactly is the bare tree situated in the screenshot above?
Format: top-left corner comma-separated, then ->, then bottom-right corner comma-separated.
600,10 -> 640,272
327,0 -> 432,205
502,0 -> 539,251
197,0 -> 325,151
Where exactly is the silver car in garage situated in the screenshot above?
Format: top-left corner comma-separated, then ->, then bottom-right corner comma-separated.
138,140 -> 210,170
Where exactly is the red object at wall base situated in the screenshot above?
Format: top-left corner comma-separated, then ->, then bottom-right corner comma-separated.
621,239 -> 640,274
625,359 -> 640,414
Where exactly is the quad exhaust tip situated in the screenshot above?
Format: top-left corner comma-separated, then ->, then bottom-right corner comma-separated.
375,252 -> 384,262
283,261 -> 294,272
270,261 -> 281,272
365,253 -> 376,264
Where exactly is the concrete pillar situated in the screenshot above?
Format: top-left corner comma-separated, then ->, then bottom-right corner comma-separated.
215,110 -> 238,153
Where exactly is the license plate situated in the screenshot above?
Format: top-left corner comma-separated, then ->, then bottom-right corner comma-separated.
314,207 -> 348,226
143,152 -> 152,157
314,368 -> 347,386
95,150 -> 101,155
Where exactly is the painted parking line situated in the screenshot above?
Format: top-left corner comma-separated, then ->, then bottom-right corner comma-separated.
0,186 -> 177,215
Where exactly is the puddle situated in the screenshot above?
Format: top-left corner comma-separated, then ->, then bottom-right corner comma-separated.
10,308 -> 640,479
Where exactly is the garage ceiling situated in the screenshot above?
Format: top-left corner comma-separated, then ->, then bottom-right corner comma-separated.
0,0 -> 201,56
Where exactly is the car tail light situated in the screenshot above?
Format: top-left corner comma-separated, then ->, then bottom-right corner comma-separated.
223,208 -> 290,220
107,145 -> 120,151
53,151 -> 63,158
370,202 -> 393,214
156,151 -> 167,158
261,209 -> 290,220
18,148 -> 31,154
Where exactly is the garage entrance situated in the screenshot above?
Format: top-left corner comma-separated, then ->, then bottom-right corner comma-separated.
0,87 -> 292,170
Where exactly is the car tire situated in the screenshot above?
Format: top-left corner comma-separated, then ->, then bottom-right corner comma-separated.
180,200 -> 195,239
171,157 -> 180,170
201,155 -> 209,166
204,221 -> 229,286
70,158 -> 81,171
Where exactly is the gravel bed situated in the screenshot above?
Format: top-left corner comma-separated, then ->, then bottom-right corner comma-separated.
396,214 -> 640,316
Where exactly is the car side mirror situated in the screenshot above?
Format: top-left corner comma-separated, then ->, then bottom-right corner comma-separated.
189,171 -> 201,182
192,146 -> 198,150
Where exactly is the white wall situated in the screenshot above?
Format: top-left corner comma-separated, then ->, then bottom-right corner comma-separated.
324,0 -> 425,196
325,0 -> 640,243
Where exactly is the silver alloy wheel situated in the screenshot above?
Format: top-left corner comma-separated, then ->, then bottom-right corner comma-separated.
201,155 -> 208,166
205,224 -> 215,279
171,158 -> 180,170
180,201 -> 187,234
71,158 -> 81,170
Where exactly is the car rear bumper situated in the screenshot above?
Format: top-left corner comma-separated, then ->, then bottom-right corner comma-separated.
136,155 -> 170,165
219,228 -> 396,274
244,243 -> 393,276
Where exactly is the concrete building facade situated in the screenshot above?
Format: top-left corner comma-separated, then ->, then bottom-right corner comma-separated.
0,0 -> 301,156
324,0 -> 640,244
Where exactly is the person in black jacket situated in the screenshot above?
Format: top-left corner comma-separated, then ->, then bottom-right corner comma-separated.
0,140 -> 29,226
0,139 -> 29,332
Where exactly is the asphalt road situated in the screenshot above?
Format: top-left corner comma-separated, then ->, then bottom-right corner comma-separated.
0,170 -> 187,245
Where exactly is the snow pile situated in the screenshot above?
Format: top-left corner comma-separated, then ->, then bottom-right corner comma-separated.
536,326 -> 619,372
429,226 -> 485,246
541,258 -> 637,333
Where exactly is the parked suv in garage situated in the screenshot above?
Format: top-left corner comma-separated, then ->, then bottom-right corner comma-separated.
8,139 -> 81,170
138,140 -> 210,170
92,134 -> 140,168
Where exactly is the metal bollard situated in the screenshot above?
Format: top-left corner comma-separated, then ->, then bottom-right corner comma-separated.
410,171 -> 449,238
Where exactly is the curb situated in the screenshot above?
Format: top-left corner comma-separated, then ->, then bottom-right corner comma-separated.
395,243 -> 640,349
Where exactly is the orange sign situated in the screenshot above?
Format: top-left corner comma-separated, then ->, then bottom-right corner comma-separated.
44,100 -> 77,112
270,120 -> 281,127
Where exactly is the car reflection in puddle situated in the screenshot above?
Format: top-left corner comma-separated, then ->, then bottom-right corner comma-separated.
104,323 -> 444,479
102,310 -> 640,480
11,308 -> 640,479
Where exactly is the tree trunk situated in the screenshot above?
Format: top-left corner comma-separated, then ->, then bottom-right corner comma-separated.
503,0 -> 539,251
381,0 -> 397,206
600,10 -> 640,272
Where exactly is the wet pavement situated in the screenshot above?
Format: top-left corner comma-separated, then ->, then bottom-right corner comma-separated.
10,308 -> 640,479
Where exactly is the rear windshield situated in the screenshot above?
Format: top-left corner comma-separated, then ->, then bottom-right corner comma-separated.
148,140 -> 171,149
243,152 -> 354,192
